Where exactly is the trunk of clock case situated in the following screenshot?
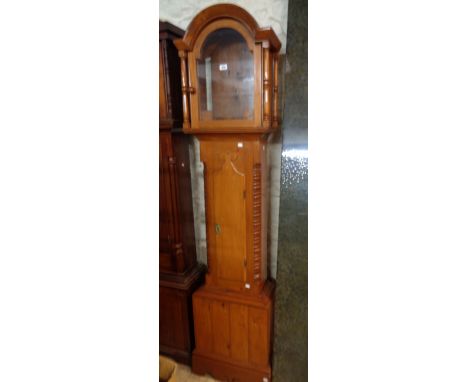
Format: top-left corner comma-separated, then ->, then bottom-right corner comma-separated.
174,4 -> 282,381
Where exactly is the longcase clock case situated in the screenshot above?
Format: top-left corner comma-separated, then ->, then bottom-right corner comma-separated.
174,5 -> 281,381
159,20 -> 205,365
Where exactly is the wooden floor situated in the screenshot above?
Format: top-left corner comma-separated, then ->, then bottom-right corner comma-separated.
170,362 -> 220,382
160,354 -> 219,382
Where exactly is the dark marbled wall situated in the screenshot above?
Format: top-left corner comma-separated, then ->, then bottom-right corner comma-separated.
272,0 -> 308,380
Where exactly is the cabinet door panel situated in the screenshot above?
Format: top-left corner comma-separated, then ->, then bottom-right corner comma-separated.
159,288 -> 186,349
212,153 -> 247,285
211,301 -> 231,357
230,303 -> 249,362
193,297 -> 213,353
248,307 -> 269,366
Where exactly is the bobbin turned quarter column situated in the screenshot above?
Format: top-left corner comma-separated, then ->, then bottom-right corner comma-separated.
174,5 -> 281,381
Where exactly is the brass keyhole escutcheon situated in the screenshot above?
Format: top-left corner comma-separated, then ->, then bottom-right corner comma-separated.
215,224 -> 221,235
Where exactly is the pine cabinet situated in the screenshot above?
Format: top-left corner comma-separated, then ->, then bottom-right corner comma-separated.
174,5 -> 280,381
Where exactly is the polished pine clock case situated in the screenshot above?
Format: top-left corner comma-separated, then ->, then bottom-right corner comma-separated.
175,5 -> 280,381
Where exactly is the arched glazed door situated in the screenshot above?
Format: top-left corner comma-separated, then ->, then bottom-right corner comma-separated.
188,20 -> 262,129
